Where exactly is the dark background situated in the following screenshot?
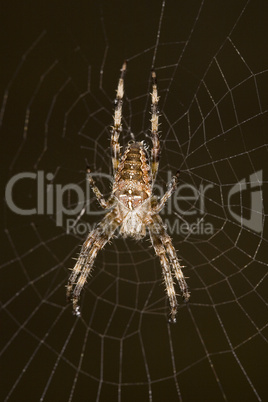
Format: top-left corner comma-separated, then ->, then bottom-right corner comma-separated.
1,1 -> 268,401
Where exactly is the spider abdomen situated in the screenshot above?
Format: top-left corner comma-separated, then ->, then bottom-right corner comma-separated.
113,142 -> 151,212
117,142 -> 148,181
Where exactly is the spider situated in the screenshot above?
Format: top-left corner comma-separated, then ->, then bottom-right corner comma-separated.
67,61 -> 190,323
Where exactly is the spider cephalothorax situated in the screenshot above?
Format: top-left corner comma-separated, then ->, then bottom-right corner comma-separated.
67,62 -> 190,323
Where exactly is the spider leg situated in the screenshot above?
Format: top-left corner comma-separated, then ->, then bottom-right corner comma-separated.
111,61 -> 127,174
152,214 -> 190,301
148,214 -> 190,323
67,209 -> 120,316
87,168 -> 115,209
150,70 -> 160,183
148,219 -> 178,323
152,171 -> 180,213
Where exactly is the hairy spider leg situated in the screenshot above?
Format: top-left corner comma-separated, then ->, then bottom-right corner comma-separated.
150,70 -> 160,182
153,171 -> 180,213
148,221 -> 178,323
67,238 -> 95,303
67,209 -> 120,315
152,214 -> 190,303
87,169 -> 115,209
111,61 -> 127,173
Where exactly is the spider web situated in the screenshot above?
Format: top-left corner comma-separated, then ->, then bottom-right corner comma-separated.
1,1 -> 268,401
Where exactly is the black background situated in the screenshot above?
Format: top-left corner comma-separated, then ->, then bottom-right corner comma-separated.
1,1 -> 268,401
